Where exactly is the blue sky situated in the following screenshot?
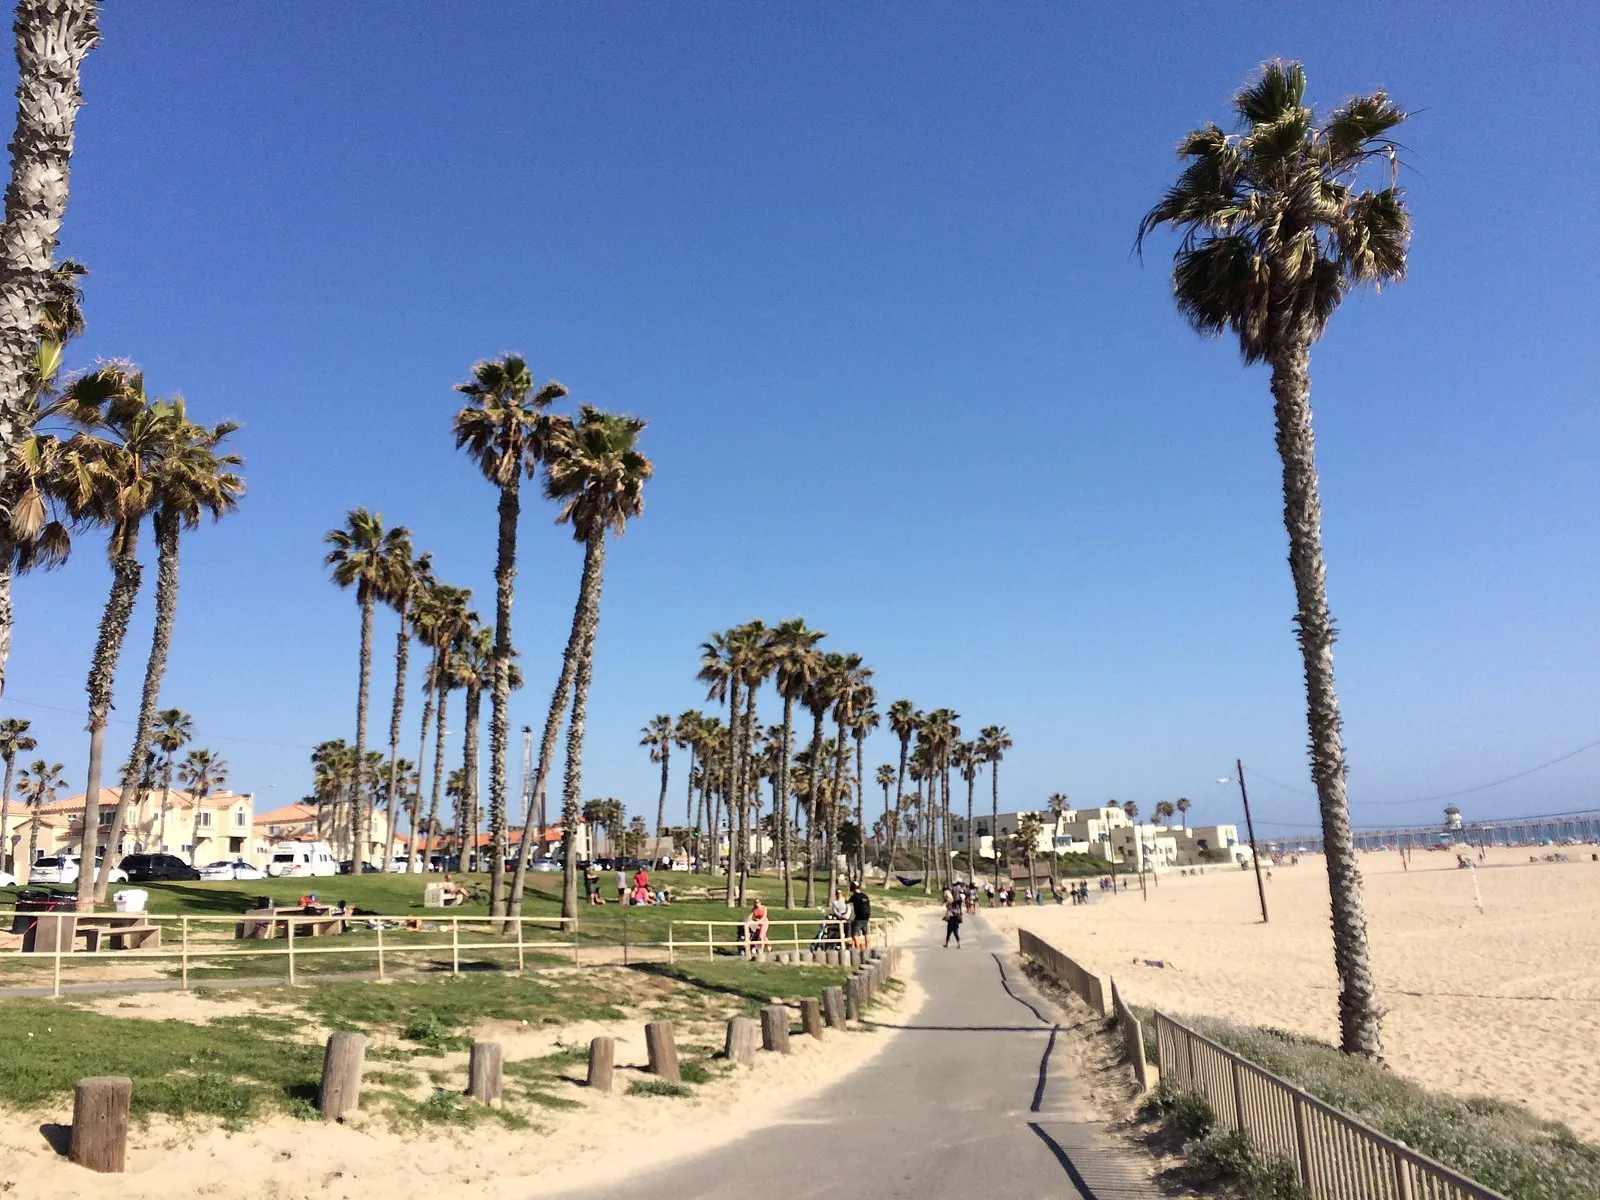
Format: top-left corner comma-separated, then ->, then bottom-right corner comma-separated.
4,2 -> 1595,838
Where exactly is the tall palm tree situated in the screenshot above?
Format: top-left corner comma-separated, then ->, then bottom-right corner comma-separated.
1045,791 -> 1070,890
955,742 -> 978,879
641,714 -> 673,838
1,258 -> 90,710
541,406 -> 651,919
1176,796 -> 1191,829
454,355 -> 567,913
1155,800 -> 1176,826
768,620 -> 824,905
850,688 -> 879,883
696,630 -> 743,903
177,748 -> 226,864
53,365 -> 169,909
325,509 -> 409,884
1137,59 -> 1406,1059
151,708 -> 192,852
874,763 -> 895,873
97,399 -> 242,898
732,620 -> 771,902
16,757 -> 64,868
451,623 -> 494,873
673,710 -> 703,870
0,715 -> 35,871
826,653 -> 872,895
417,585 -> 473,869
978,725 -> 1012,892
0,1 -> 100,639
311,739 -> 352,848
381,551 -> 432,871
885,700 -> 919,886
799,670 -> 839,906
1123,800 -> 1139,821
1016,812 -> 1044,893
923,708 -> 959,890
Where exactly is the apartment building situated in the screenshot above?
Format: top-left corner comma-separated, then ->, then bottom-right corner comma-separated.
5,786 -> 258,869
950,803 -> 1250,870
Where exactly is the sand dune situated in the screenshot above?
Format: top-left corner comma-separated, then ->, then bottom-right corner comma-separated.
985,847 -> 1600,1141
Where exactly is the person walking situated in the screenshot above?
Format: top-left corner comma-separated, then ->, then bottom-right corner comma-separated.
848,880 -> 872,951
943,893 -> 963,949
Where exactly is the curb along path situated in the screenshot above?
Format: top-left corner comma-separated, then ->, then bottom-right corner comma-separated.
543,911 -> 1160,1200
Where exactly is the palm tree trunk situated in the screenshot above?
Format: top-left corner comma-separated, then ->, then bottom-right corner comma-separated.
803,709 -> 823,907
737,684 -> 756,902
723,679 -> 740,907
424,658 -> 451,872
158,763 -> 171,851
508,546 -> 587,921
558,530 -> 607,920
990,762 -> 1001,893
779,694 -> 795,908
349,584 -> 376,873
0,1 -> 99,579
853,730 -> 866,883
486,478 -> 518,916
381,601 -> 410,873
1271,340 -> 1381,1058
0,557 -> 12,712
827,717 -> 848,895
410,650 -> 438,872
965,772 -> 976,886
889,736 -> 908,885
0,752 -> 13,873
462,682 -> 482,876
27,805 -> 39,866
654,740 -> 669,839
77,547 -> 141,911
99,510 -> 180,900
681,743 -> 696,869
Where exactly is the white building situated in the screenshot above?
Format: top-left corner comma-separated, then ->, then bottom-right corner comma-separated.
950,804 -> 1251,870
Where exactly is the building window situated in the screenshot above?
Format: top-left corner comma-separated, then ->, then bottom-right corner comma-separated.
234,808 -> 247,828
196,811 -> 213,829
976,822 -> 989,837
98,811 -> 114,826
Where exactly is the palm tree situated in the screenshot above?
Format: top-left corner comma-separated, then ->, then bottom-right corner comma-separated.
885,701 -> 919,886
325,509 -> 410,885
454,355 -> 567,913
53,366 -> 169,909
1045,791 -> 1070,890
0,258 -> 90,710
850,688 -> 879,883
381,551 -> 432,871
825,653 -> 872,896
874,763 -> 895,873
451,623 -> 497,873
1176,796 -> 1191,830
177,748 -> 226,864
767,620 -> 824,905
1016,812 -> 1044,893
1155,800 -> 1176,827
641,715 -> 673,838
696,630 -> 744,904
416,585 -> 473,869
955,743 -> 979,878
16,757 -> 64,868
978,725 -> 1012,892
799,670 -> 839,906
539,406 -> 651,919
151,708 -> 192,851
0,1 -> 100,632
1137,59 -> 1406,1059
673,710 -> 704,870
97,399 -> 242,898
311,740 -> 352,848
733,621 -> 771,902
0,716 -> 35,871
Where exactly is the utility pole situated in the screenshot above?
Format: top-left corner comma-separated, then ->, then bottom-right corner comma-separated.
1236,759 -> 1269,924
517,726 -> 532,833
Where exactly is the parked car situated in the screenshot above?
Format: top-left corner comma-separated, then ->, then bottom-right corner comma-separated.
337,860 -> 379,875
531,859 -> 561,872
264,840 -> 337,878
198,859 -> 265,881
118,853 -> 202,882
28,855 -> 127,885
0,868 -> 16,887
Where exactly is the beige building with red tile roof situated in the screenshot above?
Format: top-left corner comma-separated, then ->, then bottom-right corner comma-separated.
5,786 -> 258,870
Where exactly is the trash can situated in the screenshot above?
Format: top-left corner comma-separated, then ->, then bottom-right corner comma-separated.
113,889 -> 148,913
12,888 -> 68,934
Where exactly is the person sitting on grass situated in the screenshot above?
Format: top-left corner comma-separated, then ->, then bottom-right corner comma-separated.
440,874 -> 468,907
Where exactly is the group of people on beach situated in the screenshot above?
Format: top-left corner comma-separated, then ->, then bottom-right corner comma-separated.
738,880 -> 873,958
582,864 -> 673,906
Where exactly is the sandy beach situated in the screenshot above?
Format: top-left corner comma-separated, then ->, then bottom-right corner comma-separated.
0,956 -> 924,1200
985,847 -> 1600,1142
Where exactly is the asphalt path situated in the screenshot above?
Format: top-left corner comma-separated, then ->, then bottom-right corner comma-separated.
543,911 -> 1160,1199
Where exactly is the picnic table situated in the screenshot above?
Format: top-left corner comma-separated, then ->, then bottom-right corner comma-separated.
21,911 -> 161,953
235,904 -> 345,940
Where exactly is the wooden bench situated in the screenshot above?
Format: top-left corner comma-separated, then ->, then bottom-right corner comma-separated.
234,906 -> 345,940
76,914 -> 163,951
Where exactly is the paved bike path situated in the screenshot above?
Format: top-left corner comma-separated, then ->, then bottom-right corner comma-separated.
544,912 -> 1160,1199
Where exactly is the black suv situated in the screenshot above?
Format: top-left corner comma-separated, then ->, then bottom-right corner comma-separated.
118,853 -> 201,882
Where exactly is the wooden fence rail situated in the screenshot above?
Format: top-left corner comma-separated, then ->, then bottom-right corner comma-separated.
1154,1011 -> 1505,1200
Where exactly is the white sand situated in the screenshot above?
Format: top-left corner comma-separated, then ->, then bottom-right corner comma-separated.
986,848 -> 1600,1140
0,955 -> 923,1199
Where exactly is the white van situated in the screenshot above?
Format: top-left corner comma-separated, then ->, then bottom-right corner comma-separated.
264,841 -> 338,878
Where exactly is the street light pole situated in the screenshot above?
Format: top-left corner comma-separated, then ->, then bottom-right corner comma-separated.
1236,759 -> 1269,924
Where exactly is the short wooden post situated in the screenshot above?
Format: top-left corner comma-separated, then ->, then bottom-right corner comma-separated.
515,915 -> 525,971
467,1041 -> 502,1105
725,1016 -> 759,1066
800,996 -> 825,1038
180,917 -> 190,990
1231,1058 -> 1246,1131
318,1031 -> 367,1121
645,1020 -> 680,1081
376,923 -> 385,980
760,1005 -> 791,1054
821,986 -> 846,1029
845,976 -> 862,1022
572,916 -> 581,966
706,921 -> 713,961
667,921 -> 675,964
1292,1091 -> 1312,1187
69,1076 -> 131,1173
587,1036 -> 615,1092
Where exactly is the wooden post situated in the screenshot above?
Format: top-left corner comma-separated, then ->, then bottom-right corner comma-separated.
318,1031 -> 367,1121
622,911 -> 629,966
1292,1091 -> 1312,1187
467,1041 -> 502,1105
724,1016 -> 759,1066
69,1076 -> 131,1173
667,921 -> 675,964
760,1005 -> 791,1054
706,921 -> 713,961
800,997 -> 824,1038
515,915 -> 525,971
587,1036 -> 615,1091
1231,1058 -> 1246,1131
645,1021 -> 680,1081
376,923 -> 385,980
287,917 -> 297,986
180,917 -> 189,990
845,976 -> 862,1022
451,917 -> 460,976
821,986 -> 846,1029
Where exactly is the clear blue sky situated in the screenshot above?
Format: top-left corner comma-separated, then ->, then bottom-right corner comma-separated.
4,2 -> 1596,838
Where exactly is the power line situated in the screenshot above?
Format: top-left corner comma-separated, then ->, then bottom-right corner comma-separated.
1357,736 -> 1600,807
2,694 -> 318,754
